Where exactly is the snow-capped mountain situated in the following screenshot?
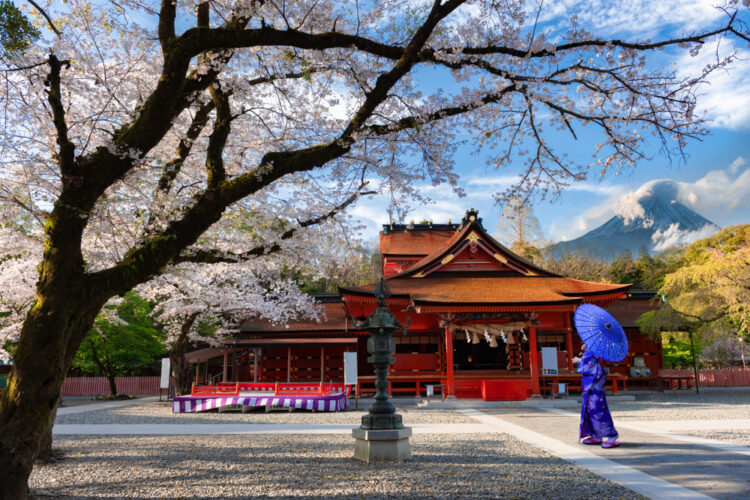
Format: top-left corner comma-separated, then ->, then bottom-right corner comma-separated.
547,184 -> 720,260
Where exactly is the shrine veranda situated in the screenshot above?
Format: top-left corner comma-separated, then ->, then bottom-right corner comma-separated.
186,209 -> 663,406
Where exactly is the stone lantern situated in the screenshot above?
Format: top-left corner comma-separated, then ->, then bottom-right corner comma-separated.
352,278 -> 412,462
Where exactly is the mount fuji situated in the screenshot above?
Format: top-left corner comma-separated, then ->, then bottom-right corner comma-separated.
547,180 -> 720,260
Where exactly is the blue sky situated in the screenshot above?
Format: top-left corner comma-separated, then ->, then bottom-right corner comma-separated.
350,0 -> 750,246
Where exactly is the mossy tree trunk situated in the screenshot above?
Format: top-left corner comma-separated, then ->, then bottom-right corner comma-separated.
0,286 -> 107,498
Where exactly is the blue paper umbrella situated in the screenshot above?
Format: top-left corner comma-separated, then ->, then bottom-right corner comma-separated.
573,304 -> 628,362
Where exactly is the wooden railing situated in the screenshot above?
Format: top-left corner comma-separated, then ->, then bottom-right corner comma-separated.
191,381 -> 352,397
659,368 -> 750,387
61,376 -> 160,396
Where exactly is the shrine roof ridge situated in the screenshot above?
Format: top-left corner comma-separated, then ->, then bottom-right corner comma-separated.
382,222 -> 460,234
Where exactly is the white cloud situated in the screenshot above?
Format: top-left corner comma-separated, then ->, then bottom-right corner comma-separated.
676,43 -> 750,130
651,222 -> 717,251
537,0 -> 725,38
613,190 -> 647,225
729,156 -> 747,175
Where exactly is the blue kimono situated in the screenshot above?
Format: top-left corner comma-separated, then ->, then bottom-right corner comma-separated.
578,350 -> 618,441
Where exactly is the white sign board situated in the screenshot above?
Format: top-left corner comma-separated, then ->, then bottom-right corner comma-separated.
541,347 -> 558,376
343,351 -> 357,387
159,358 -> 171,389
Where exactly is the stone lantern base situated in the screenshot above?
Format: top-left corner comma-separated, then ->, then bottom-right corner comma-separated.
352,427 -> 412,463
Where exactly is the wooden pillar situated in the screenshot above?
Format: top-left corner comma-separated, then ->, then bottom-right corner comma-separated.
195,360 -> 200,384
529,325 -> 540,395
253,348 -> 259,382
222,348 -> 228,383
564,313 -> 574,371
444,325 -> 455,398
287,346 -> 292,383
320,345 -> 325,383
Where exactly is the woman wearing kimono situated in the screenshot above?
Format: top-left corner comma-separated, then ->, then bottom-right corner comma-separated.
578,345 -> 620,448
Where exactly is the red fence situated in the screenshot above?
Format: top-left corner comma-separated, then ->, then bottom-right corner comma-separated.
61,377 -> 160,396
659,369 -> 750,387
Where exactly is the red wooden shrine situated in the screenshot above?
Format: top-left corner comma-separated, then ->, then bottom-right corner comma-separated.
192,209 -> 663,398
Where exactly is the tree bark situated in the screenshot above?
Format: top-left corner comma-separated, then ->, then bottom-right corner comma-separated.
0,289 -> 104,498
89,340 -> 118,397
170,313 -> 199,396
106,374 -> 118,397
35,404 -> 64,463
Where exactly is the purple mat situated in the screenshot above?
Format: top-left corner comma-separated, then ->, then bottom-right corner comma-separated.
172,393 -> 347,413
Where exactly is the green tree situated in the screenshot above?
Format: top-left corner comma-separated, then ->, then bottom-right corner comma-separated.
610,252 -> 641,285
72,292 -> 166,397
0,1 -> 39,58
538,250 -> 613,283
637,224 -> 750,390
633,247 -> 684,290
661,224 -> 749,334
660,333 -> 705,369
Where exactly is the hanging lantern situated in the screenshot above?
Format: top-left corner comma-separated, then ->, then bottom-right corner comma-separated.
489,336 -> 498,348
471,332 -> 480,344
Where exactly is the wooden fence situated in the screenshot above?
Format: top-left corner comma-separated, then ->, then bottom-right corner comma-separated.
61,376 -> 161,396
659,369 -> 750,387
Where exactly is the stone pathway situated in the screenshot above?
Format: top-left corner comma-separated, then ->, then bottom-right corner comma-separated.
56,396 -> 158,415
472,407 -> 750,500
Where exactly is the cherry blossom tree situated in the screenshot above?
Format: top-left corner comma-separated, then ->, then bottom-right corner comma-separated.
1,0 -> 749,495
140,261 -> 322,395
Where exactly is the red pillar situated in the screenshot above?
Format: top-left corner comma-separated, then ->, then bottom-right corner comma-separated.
564,313 -> 574,371
253,348 -> 259,382
320,345 -> 325,383
444,325 -> 455,398
287,347 -> 292,383
529,325 -> 540,395
222,348 -> 228,383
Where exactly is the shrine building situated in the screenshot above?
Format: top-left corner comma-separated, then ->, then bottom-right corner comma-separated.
191,209 -> 663,398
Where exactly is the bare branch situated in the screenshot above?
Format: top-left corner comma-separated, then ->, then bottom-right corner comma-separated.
27,0 -> 61,37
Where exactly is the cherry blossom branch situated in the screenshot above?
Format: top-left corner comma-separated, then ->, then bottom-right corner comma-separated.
173,178 -> 376,265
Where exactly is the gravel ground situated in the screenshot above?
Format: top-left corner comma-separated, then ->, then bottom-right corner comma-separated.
30,433 -> 646,499
607,387 -> 750,421
683,430 -> 750,447
55,401 -> 476,425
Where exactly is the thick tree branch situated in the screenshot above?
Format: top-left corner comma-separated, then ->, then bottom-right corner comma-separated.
205,84 -> 231,188
158,0 -> 176,52
158,100 -> 216,193
45,55 -> 74,175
